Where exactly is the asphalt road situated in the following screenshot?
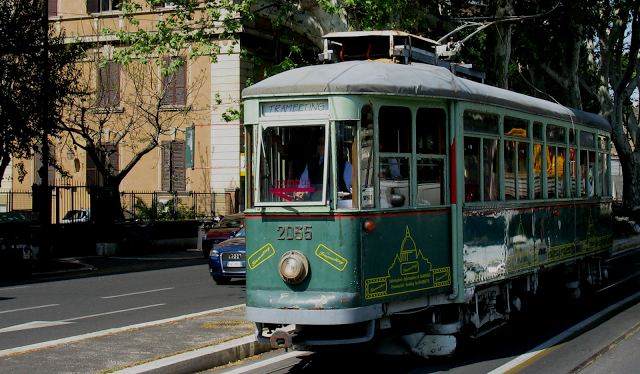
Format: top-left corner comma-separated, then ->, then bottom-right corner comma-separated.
0,255 -> 246,351
210,247 -> 640,374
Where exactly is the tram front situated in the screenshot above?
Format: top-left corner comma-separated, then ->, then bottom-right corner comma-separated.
243,94 -> 385,348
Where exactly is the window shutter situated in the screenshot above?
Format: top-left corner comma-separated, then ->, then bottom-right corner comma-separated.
161,141 -> 172,191
161,57 -> 186,106
86,151 -> 98,186
108,64 -> 120,107
175,63 -> 186,106
87,0 -> 99,14
172,141 -> 186,191
98,62 -> 120,107
48,0 -> 58,16
105,144 -> 119,175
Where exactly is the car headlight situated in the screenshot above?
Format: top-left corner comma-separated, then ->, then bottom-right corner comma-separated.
278,251 -> 309,284
209,249 -> 219,257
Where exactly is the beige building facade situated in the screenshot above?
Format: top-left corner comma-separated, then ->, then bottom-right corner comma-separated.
10,0 -> 250,213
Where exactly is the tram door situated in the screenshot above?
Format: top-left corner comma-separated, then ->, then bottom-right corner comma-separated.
359,105 -> 453,304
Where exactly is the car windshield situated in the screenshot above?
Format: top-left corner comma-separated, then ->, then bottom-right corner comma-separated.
63,210 -> 87,220
215,216 -> 244,228
234,228 -> 246,238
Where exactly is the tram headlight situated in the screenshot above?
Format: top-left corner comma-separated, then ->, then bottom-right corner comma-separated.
278,251 -> 309,284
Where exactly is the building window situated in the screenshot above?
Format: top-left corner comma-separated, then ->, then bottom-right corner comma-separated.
97,62 -> 120,108
48,0 -> 58,16
161,140 -> 186,191
87,0 -> 122,13
86,144 -> 119,186
161,57 -> 187,107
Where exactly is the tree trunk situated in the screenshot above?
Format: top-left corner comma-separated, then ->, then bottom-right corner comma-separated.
485,0 -> 514,89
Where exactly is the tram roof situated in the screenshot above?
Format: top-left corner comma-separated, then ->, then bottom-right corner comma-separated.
242,61 -> 611,132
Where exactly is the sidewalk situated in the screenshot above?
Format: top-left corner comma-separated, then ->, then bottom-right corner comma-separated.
1,235 -> 639,374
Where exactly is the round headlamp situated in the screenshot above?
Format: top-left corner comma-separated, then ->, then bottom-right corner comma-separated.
278,251 -> 309,284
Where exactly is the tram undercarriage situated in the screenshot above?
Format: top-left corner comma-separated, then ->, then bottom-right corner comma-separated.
257,255 -> 609,359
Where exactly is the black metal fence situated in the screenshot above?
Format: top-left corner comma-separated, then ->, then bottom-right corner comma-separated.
0,187 -> 238,223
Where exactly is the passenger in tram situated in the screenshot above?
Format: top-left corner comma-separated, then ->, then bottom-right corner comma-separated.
296,135 -> 352,200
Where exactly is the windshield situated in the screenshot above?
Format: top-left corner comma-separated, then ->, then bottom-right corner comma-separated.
215,216 -> 244,228
234,228 -> 246,238
258,125 -> 327,204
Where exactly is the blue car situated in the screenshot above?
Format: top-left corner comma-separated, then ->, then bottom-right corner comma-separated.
208,228 -> 246,284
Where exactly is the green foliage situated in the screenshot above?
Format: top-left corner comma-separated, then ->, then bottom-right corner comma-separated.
134,196 -> 199,221
0,0 -> 83,185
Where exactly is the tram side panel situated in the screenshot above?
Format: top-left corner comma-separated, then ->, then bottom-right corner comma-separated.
463,202 -> 613,287
361,211 -> 453,305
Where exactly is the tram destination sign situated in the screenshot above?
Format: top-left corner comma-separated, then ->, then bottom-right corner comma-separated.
261,100 -> 328,117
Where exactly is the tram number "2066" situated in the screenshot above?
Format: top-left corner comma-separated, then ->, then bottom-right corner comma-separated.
277,225 -> 312,240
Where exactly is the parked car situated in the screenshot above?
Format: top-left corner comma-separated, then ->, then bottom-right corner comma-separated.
201,213 -> 244,257
60,208 -> 90,224
0,212 -> 35,278
208,227 -> 246,284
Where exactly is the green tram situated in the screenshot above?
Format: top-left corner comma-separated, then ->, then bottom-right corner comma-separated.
242,60 -> 613,357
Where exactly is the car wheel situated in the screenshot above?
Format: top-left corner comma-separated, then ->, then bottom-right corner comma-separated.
213,276 -> 231,285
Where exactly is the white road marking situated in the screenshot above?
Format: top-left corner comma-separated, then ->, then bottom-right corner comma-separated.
0,304 -> 245,357
63,303 -> 167,321
0,320 -> 73,333
487,290 -> 640,374
0,304 -> 165,334
101,287 -> 175,299
0,303 -> 59,315
596,269 -> 640,293
0,285 -> 30,291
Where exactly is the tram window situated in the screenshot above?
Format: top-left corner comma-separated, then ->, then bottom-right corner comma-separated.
416,108 -> 446,154
570,148 -> 578,197
464,137 -> 481,202
547,146 -> 565,198
258,125 -> 326,204
417,158 -> 444,206
337,122 -> 356,208
380,156 -> 410,208
483,139 -> 500,201
379,106 -> 411,153
597,153 -> 604,196
580,150 -> 595,197
504,141 -> 529,199
360,106 -> 375,208
546,124 -> 565,143
534,144 -> 543,198
504,117 -> 528,137
558,148 -> 567,197
533,122 -> 543,140
569,129 -> 577,145
603,153 -> 611,196
599,136 -> 609,151
464,111 -> 499,134
580,132 -> 595,148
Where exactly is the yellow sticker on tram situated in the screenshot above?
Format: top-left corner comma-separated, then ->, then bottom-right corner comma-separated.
315,244 -> 348,271
248,243 -> 276,270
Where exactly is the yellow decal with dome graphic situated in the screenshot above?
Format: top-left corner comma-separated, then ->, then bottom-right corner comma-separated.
365,226 -> 451,300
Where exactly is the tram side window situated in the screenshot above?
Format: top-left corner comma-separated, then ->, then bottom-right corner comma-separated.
379,106 -> 411,208
504,117 -> 530,200
599,136 -> 611,196
464,137 -> 481,202
360,106 -> 375,208
337,121 -> 356,208
533,122 -> 543,199
463,110 -> 500,202
416,108 -> 446,205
